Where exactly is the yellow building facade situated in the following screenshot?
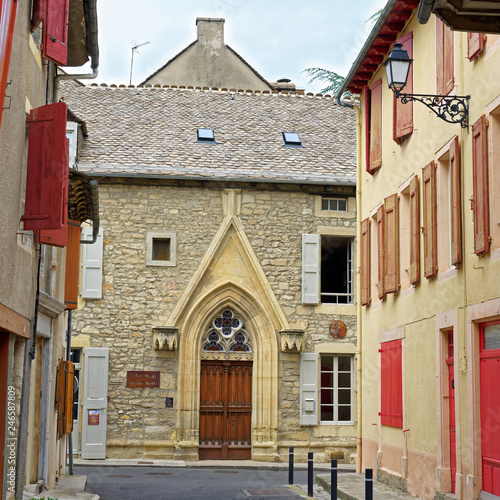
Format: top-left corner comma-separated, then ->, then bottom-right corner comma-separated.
337,2 -> 500,499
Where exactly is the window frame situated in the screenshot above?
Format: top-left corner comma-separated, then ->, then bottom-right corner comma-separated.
146,231 -> 177,267
319,354 -> 354,425
321,196 -> 348,212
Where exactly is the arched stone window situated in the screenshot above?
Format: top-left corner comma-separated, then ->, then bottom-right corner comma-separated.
201,309 -> 252,352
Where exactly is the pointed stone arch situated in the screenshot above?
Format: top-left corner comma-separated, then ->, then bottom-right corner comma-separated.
168,215 -> 288,461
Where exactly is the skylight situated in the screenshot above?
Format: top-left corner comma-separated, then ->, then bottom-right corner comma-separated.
197,128 -> 215,142
282,132 -> 302,147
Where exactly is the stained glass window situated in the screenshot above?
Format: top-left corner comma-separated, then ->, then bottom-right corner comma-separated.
202,309 -> 252,352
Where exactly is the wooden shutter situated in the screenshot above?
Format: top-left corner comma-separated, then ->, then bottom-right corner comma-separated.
0,0 -> 18,129
436,19 -> 454,95
384,194 -> 399,294
468,33 -> 484,61
364,86 -> 372,174
393,32 -> 413,143
409,175 -> 420,285
64,361 -> 74,434
302,234 -> 320,305
31,0 -> 45,30
300,353 -> 319,426
360,218 -> 371,306
450,136 -> 462,265
423,161 -> 438,278
380,339 -> 403,428
65,221 -> 82,309
56,360 -> 65,439
377,205 -> 385,300
23,103 -> 68,231
42,0 -> 70,66
81,227 -> 104,299
369,79 -> 383,172
472,115 -> 490,255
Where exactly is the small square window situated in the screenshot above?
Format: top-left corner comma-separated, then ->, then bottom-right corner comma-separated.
197,128 -> 215,142
146,232 -> 176,267
322,197 -> 348,212
282,132 -> 302,147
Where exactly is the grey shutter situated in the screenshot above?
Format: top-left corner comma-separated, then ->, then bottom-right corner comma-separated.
300,352 -> 319,426
302,234 -> 320,304
81,227 -> 103,299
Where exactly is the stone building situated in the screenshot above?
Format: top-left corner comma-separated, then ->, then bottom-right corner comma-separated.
61,77 -> 358,462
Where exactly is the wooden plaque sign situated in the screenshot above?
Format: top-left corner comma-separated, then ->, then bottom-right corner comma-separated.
127,371 -> 160,388
329,320 -> 347,339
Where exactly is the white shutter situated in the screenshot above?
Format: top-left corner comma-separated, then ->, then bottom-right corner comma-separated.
81,227 -> 103,299
302,234 -> 320,304
300,352 -> 319,426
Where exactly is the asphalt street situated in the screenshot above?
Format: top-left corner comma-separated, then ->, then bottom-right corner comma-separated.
76,466 -> 320,500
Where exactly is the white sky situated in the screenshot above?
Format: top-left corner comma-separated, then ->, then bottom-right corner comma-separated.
80,0 -> 388,93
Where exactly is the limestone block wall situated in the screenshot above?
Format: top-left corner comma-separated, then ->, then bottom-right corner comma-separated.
72,182 -> 357,461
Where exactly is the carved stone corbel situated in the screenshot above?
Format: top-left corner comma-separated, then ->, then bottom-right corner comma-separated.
279,329 -> 305,352
153,327 -> 178,351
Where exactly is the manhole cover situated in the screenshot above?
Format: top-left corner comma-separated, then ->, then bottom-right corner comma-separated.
105,474 -> 132,478
214,470 -> 240,474
145,472 -> 172,476
246,489 -> 295,496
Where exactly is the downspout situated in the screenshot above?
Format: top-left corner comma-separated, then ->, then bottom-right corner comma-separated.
53,0 -> 99,102
337,95 -> 363,473
417,0 -> 436,24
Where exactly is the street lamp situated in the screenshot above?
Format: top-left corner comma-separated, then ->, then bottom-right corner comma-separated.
384,43 -> 470,129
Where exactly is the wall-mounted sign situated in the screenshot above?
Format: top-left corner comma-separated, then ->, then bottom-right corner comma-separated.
165,397 -> 173,408
127,371 -> 161,388
329,320 -> 347,339
88,409 -> 100,426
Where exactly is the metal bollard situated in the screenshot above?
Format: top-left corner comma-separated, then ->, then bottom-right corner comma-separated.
288,446 -> 294,485
308,452 -> 314,498
365,468 -> 373,500
331,459 -> 337,500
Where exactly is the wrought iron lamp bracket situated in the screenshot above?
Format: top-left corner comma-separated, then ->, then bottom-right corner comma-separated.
396,92 -> 470,130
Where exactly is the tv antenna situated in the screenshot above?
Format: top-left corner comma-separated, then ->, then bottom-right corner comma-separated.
129,41 -> 150,85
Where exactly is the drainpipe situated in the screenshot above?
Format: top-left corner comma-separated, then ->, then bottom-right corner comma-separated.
53,0 -> 99,102
337,95 -> 363,473
417,0 -> 436,24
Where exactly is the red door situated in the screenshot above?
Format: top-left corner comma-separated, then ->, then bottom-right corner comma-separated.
447,332 -> 456,493
199,361 -> 252,460
480,321 -> 500,496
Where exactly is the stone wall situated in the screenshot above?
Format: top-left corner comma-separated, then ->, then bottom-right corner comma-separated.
72,182 -> 357,462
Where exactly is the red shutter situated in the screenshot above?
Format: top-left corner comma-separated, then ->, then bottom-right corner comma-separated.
468,33 -> 484,61
23,102 -> 68,231
369,79 -> 383,172
436,19 -> 454,95
377,205 -> 385,300
393,32 -> 413,143
0,0 -> 17,130
472,115 -> 490,255
360,218 -> 371,306
423,161 -> 438,278
380,339 -> 403,428
64,221 -> 81,310
384,194 -> 399,294
364,86 -> 371,174
409,175 -> 420,285
42,0 -> 69,66
450,136 -> 462,265
31,0 -> 46,31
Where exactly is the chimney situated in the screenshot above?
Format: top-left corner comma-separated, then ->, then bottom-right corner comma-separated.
196,18 -> 225,49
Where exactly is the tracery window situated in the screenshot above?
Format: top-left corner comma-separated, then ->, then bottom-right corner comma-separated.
201,310 -> 252,352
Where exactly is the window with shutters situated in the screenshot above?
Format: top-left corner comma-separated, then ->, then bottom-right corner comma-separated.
320,355 -> 354,424
146,232 -> 177,267
0,0 -> 17,130
380,339 -> 403,428
472,115 -> 490,256
423,162 -> 438,279
42,0 -> 70,66
302,235 -> 354,305
365,79 -> 383,174
436,19 -> 454,96
81,227 -> 103,299
468,33 -> 485,61
393,32 -> 413,144
384,194 -> 399,294
377,205 -> 386,299
370,212 -> 379,301
489,106 -> 500,253
436,137 -> 461,273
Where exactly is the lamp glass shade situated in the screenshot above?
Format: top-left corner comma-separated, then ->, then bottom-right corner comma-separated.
384,43 -> 412,93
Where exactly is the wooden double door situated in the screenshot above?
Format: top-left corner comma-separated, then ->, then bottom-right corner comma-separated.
199,360 -> 252,460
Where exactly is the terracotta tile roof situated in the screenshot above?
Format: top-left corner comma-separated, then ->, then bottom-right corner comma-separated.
61,82 -> 356,185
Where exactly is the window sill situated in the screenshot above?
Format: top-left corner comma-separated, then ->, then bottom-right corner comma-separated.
437,266 -> 458,283
319,421 -> 355,426
146,261 -> 176,267
316,303 -> 356,315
